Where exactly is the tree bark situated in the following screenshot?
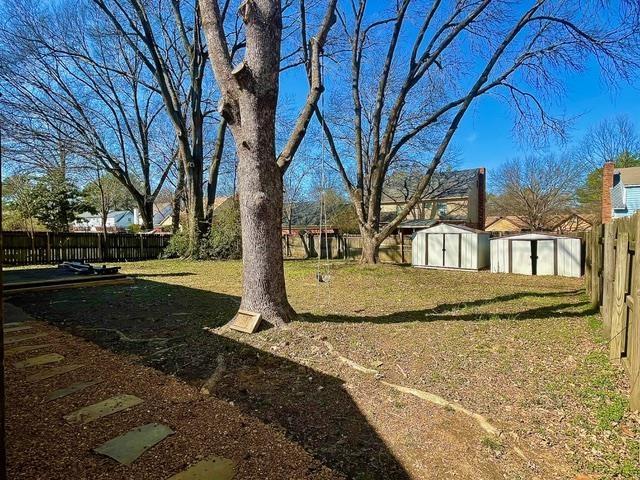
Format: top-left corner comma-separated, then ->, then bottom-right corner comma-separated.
235,112 -> 296,325
359,229 -> 380,264
172,159 -> 185,234
206,119 -> 227,225
183,152 -> 204,257
199,0 -> 336,326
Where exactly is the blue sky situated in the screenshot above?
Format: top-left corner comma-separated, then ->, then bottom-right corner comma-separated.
278,0 -> 640,186
456,59 -> 640,172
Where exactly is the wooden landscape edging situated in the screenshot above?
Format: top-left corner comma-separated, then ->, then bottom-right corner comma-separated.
585,215 -> 640,410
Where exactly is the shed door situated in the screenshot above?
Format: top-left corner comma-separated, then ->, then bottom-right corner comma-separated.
444,234 -> 460,268
536,240 -> 556,275
427,234 -> 444,267
511,240 -> 532,275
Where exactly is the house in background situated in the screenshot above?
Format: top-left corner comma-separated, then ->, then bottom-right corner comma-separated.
485,213 -> 594,234
380,167 -> 486,235
71,210 -> 135,232
132,196 -> 234,231
602,162 -> 640,222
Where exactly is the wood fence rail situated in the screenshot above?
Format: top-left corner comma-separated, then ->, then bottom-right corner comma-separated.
585,217 -> 640,409
1,231 -> 171,266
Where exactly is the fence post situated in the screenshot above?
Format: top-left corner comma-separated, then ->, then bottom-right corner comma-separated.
629,218 -> 640,410
602,223 -> 616,334
585,231 -> 592,296
45,232 -> 51,264
610,232 -> 628,365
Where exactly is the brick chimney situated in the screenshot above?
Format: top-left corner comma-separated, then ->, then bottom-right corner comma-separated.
477,167 -> 486,230
601,162 -> 615,223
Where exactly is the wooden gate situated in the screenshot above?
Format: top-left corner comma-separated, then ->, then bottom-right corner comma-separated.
586,218 -> 640,409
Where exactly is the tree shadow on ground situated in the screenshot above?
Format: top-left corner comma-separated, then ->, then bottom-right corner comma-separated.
9,280 -> 410,480
299,289 -> 596,324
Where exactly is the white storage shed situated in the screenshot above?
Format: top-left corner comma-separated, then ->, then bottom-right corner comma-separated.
412,223 -> 491,270
490,233 -> 582,277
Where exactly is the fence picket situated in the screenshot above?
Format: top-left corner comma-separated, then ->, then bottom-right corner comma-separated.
1,231 -> 170,266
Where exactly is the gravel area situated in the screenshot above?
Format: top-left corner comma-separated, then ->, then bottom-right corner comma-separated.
4,304 -> 341,480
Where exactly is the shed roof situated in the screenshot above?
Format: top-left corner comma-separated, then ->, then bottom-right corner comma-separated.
416,222 -> 489,235
490,232 -> 581,241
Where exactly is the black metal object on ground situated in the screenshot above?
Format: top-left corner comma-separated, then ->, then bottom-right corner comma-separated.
58,261 -> 121,275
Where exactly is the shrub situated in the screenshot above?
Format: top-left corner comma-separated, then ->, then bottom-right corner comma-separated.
163,229 -> 191,258
163,199 -> 242,260
200,199 -> 242,260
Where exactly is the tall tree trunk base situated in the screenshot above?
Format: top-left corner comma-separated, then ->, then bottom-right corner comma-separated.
359,235 -> 380,264
234,299 -> 297,329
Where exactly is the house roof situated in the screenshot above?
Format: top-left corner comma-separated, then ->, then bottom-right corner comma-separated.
616,167 -> 640,186
381,168 -> 480,204
397,219 -> 437,229
77,210 -> 131,221
485,213 -> 595,233
283,200 -> 350,228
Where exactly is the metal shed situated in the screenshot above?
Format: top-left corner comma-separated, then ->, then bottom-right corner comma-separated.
490,233 -> 582,277
412,223 -> 491,270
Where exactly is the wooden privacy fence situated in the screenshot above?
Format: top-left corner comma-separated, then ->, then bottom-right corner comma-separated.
585,217 -> 640,409
282,233 -> 413,263
2,231 -> 171,266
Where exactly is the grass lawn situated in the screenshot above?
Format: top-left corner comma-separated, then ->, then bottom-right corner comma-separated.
8,259 -> 640,479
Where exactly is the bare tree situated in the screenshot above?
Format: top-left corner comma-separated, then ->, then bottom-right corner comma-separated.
577,115 -> 640,168
89,0 -> 228,253
313,0 -> 640,263
0,0 -> 175,229
491,155 -> 581,230
199,0 -> 338,325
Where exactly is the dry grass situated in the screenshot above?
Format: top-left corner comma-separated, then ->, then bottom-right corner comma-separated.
8,259 -> 640,479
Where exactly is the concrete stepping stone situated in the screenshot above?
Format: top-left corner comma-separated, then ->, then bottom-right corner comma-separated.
4,325 -> 33,333
47,379 -> 104,401
3,321 -> 26,327
168,455 -> 236,480
5,344 -> 52,355
64,394 -> 143,424
27,364 -> 84,382
15,353 -> 64,369
93,423 -> 174,465
5,333 -> 48,345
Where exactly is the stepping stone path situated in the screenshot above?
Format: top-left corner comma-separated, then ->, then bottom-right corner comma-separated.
4,325 -> 33,333
15,353 -> 64,369
4,321 -> 26,328
6,313 -> 238,478
5,343 -> 52,355
47,379 -> 104,401
168,455 -> 237,480
5,332 -> 48,345
27,363 -> 84,382
93,423 -> 174,465
64,394 -> 144,424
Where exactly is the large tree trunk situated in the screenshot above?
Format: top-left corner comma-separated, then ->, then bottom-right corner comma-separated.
183,153 -> 204,257
359,228 -> 380,264
233,97 -> 295,326
206,119 -> 227,225
172,160 -> 185,234
200,0 -> 336,326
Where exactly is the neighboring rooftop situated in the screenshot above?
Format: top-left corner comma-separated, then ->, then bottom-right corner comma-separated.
381,168 -> 481,204
615,166 -> 640,186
